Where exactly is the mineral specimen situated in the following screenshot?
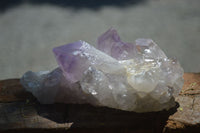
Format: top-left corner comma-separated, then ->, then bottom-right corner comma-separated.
20,28 -> 184,112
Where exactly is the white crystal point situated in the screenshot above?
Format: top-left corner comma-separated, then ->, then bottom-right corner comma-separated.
20,29 -> 184,112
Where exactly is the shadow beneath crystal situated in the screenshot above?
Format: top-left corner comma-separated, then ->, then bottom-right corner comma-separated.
35,102 -> 179,133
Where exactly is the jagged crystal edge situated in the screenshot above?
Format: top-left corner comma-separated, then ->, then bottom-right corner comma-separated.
20,28 -> 184,112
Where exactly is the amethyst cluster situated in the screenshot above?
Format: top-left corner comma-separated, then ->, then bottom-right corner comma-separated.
21,28 -> 184,112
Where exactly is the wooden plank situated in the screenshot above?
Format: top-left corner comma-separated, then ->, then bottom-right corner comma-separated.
0,79 -> 31,102
164,73 -> 200,133
0,73 -> 200,133
0,102 -> 72,130
0,101 -> 174,132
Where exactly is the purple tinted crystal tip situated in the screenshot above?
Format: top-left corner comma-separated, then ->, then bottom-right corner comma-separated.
97,28 -> 136,60
53,41 -> 89,83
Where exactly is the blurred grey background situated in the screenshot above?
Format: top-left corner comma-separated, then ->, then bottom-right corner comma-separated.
0,0 -> 200,80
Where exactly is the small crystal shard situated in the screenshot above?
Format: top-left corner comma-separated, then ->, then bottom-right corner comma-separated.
20,28 -> 184,112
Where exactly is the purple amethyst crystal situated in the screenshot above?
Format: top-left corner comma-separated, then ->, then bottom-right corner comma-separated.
53,41 -> 88,83
97,28 -> 136,60
20,28 -> 184,112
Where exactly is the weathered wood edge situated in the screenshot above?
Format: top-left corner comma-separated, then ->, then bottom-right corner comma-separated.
163,73 -> 200,133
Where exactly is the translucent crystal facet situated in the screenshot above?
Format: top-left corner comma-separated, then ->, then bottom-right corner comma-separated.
21,28 -> 184,112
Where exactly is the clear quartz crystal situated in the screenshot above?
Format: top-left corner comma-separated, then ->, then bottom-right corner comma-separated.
21,28 -> 184,112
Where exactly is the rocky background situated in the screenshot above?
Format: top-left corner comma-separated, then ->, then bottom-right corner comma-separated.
0,0 -> 200,79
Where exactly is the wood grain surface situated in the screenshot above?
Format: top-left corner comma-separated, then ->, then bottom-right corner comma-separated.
0,73 -> 200,133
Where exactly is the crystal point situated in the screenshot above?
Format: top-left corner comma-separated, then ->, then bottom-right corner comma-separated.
97,28 -> 136,60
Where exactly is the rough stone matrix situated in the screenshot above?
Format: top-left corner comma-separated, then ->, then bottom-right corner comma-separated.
21,28 -> 184,112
